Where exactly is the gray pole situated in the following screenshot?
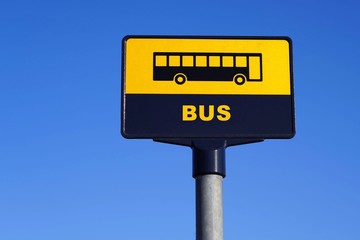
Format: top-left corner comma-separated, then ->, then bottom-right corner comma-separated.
192,140 -> 226,240
196,174 -> 224,240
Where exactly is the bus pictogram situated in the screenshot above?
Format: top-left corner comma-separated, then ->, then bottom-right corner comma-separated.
153,52 -> 263,85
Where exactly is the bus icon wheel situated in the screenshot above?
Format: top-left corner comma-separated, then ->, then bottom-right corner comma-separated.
234,74 -> 246,85
174,73 -> 187,85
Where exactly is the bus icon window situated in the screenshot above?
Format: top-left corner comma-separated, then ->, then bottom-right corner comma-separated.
153,52 -> 263,85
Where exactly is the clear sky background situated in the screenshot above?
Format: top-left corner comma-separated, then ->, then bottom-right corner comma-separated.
1,0 -> 359,239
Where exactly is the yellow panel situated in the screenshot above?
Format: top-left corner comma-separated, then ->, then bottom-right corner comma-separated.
235,56 -> 247,67
182,56 -> 193,66
155,55 -> 167,67
222,56 -> 233,67
124,37 -> 292,95
249,56 -> 261,79
209,56 -> 220,67
196,56 -> 207,67
169,55 -> 180,67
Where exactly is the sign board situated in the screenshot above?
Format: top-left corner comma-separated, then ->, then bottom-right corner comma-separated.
121,36 -> 295,139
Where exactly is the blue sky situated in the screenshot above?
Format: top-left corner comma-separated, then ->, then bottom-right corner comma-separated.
1,0 -> 359,239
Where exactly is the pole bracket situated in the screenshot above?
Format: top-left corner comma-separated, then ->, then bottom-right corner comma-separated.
154,138 -> 264,178
192,140 -> 226,178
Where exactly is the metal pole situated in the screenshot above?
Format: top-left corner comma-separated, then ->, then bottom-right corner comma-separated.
192,140 -> 226,240
196,174 -> 224,240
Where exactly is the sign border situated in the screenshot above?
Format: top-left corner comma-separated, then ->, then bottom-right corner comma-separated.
121,35 -> 295,140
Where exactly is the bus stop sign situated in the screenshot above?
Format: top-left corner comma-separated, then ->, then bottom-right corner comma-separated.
121,36 -> 295,139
